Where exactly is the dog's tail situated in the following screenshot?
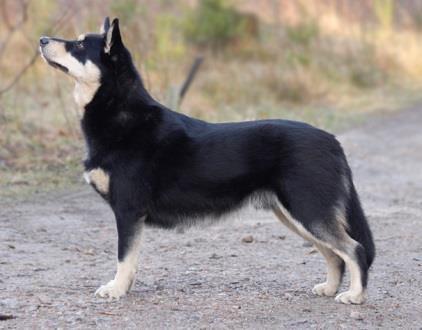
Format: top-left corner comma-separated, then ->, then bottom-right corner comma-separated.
345,181 -> 375,268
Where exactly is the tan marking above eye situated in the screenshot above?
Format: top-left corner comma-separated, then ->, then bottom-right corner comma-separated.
77,34 -> 86,41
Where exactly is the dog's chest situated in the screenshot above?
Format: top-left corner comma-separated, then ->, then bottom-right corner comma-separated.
84,168 -> 110,195
74,81 -> 100,109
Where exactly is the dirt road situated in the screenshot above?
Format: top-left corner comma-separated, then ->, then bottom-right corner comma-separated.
1,108 -> 421,329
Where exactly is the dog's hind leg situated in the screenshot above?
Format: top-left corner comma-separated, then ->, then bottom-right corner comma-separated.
312,244 -> 345,296
272,201 -> 368,304
273,204 -> 343,296
332,238 -> 368,304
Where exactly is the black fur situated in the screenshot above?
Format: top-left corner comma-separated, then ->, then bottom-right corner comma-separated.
85,20 -> 374,264
41,18 -> 375,299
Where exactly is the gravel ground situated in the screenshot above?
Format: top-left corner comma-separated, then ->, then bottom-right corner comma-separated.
1,107 -> 422,329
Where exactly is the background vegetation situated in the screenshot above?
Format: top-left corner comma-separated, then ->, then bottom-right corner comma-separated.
2,0 -> 422,197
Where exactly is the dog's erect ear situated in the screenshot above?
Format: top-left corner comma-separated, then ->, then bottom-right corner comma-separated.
104,18 -> 123,54
100,17 -> 110,34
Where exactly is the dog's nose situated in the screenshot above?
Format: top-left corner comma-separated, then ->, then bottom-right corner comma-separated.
39,37 -> 50,46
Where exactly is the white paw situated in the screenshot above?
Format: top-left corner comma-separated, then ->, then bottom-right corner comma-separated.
312,282 -> 338,297
335,290 -> 365,304
95,280 -> 128,300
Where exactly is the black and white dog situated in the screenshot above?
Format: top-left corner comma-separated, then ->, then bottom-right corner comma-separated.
39,17 -> 375,304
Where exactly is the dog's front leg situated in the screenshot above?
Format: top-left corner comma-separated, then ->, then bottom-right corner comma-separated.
95,214 -> 145,300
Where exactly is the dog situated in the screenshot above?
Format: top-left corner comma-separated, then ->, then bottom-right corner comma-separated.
39,17 -> 375,304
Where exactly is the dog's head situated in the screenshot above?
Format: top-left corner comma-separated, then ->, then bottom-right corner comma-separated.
39,17 -> 124,84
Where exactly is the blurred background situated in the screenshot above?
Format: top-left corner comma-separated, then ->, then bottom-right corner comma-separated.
1,0 -> 422,197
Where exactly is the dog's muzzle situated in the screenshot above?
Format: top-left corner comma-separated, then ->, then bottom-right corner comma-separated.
39,37 -> 69,73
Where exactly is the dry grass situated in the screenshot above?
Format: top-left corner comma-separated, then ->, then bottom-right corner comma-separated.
2,0 -> 422,197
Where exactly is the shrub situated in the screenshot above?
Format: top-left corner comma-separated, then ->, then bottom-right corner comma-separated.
182,0 -> 257,50
286,20 -> 319,48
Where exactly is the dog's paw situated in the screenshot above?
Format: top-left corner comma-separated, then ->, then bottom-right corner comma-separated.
95,280 -> 128,300
312,282 -> 337,297
335,290 -> 365,304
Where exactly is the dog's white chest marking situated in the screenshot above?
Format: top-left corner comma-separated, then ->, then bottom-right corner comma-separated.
84,168 -> 110,194
74,79 -> 100,109
71,59 -> 101,109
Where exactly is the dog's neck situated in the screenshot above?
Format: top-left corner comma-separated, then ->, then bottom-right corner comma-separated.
74,81 -> 101,110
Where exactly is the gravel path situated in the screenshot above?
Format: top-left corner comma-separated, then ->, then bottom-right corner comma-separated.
1,108 -> 422,329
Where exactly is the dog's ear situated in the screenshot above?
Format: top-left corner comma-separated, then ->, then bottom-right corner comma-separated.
104,18 -> 123,54
100,17 -> 110,34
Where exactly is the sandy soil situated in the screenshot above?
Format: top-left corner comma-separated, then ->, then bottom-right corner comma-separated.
1,107 -> 422,329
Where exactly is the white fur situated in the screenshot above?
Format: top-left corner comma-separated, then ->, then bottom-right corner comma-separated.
334,248 -> 366,304
312,245 -> 343,296
84,168 -> 110,194
40,40 -> 101,108
95,220 -> 144,300
83,172 -> 90,184
272,201 -> 366,304
104,24 -> 114,53
73,77 -> 100,108
272,201 -> 317,241
100,23 -> 107,34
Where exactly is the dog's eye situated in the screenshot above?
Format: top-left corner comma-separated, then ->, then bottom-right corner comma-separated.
76,41 -> 84,49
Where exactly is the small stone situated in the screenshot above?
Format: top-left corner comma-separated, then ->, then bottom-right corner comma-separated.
284,293 -> 293,300
350,311 -> 364,320
33,267 -> 48,272
85,248 -> 95,255
302,241 -> 313,247
209,253 -> 222,260
7,244 -> 15,249
0,314 -> 16,321
242,235 -> 254,243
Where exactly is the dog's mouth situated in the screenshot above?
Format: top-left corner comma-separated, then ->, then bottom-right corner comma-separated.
46,59 -> 69,73
40,48 -> 69,73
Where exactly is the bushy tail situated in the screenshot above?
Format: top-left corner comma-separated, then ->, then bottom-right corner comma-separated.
346,183 -> 375,268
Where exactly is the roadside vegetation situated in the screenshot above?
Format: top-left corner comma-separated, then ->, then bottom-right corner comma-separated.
2,0 -> 422,198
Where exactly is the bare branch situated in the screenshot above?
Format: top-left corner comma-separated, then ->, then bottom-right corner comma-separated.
1,0 -> 13,30
179,56 -> 204,106
0,50 -> 38,95
0,8 -> 75,96
0,0 -> 29,58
